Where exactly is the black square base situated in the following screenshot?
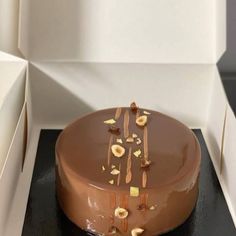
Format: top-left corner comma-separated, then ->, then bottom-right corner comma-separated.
22,130 -> 236,236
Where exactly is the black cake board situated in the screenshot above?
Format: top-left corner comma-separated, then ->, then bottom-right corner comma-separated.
22,129 -> 236,236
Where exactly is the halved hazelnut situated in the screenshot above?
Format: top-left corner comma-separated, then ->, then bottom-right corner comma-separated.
114,207 -> 129,219
109,180 -> 114,185
130,102 -> 138,113
126,136 -> 134,143
136,115 -> 147,127
110,169 -> 120,175
131,228 -> 144,236
104,119 -> 116,124
111,144 -> 125,158
133,149 -> 142,158
108,125 -> 120,135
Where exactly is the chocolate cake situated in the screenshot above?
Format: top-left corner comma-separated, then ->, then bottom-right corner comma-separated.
55,103 -> 201,235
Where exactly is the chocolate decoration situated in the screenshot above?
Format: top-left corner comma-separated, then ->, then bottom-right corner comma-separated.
108,125 -> 120,135
56,107 -> 201,235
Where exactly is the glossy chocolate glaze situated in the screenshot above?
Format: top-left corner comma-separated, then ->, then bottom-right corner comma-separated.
56,107 -> 201,235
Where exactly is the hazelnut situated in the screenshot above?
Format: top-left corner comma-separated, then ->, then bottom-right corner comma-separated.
114,207 -> 129,219
133,149 -> 142,158
126,136 -> 134,143
110,169 -> 120,175
131,228 -> 144,236
111,144 -> 125,158
136,138 -> 142,145
104,119 -> 116,124
143,110 -> 151,115
116,138 -> 123,144
136,115 -> 147,127
109,180 -> 114,185
132,133 -> 138,138
149,205 -> 157,210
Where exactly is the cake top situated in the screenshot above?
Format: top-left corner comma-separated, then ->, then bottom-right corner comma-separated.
56,103 -> 200,191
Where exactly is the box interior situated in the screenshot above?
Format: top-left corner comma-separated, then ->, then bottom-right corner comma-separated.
18,0 -> 225,63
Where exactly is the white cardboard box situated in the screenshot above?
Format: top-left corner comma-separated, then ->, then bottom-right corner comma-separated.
0,1 -> 235,235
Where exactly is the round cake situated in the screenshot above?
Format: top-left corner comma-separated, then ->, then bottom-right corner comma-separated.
55,103 -> 201,236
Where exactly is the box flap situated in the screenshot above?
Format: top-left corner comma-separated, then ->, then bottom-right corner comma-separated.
0,60 -> 27,174
18,0 -> 226,64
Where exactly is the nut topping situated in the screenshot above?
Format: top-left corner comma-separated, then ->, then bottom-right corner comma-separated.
143,110 -> 151,115
111,144 -> 125,158
104,119 -> 116,124
110,169 -> 120,175
108,125 -> 120,135
131,228 -> 144,236
136,115 -> 147,127
114,207 -> 129,219
109,180 -> 114,185
108,226 -> 118,234
126,136 -> 134,143
149,205 -> 157,210
102,166 -> 106,171
130,186 -> 139,197
132,133 -> 138,138
116,138 -> 123,144
136,138 -> 142,145
130,102 -> 138,113
133,149 -> 142,158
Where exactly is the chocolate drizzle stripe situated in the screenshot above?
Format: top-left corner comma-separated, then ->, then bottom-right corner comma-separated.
120,195 -> 129,232
143,126 -> 149,160
123,219 -> 128,232
140,193 -> 149,217
109,193 -> 116,225
107,135 -> 113,166
125,147 -> 132,184
115,107 -> 122,120
124,110 -> 130,138
109,215 -> 115,225
110,193 -> 116,209
142,171 -> 147,188
136,109 -> 140,119
117,163 -> 121,186
140,193 -> 145,205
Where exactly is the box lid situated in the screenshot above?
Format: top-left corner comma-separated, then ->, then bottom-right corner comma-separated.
17,0 -> 226,64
